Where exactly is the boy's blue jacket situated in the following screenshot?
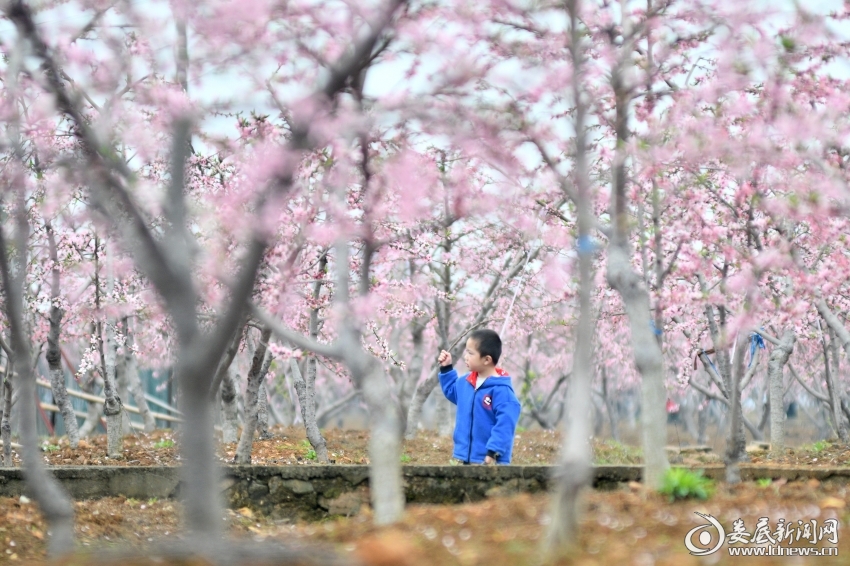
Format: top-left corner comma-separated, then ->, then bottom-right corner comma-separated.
439,365 -> 521,464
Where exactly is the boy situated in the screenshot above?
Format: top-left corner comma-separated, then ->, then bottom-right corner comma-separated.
438,329 -> 521,465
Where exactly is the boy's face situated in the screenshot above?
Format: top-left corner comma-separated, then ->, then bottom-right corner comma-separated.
463,338 -> 492,373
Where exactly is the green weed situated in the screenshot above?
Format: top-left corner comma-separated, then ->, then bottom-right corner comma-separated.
756,478 -> 772,488
154,439 -> 175,449
400,454 -> 412,463
593,439 -> 642,465
659,468 -> 714,501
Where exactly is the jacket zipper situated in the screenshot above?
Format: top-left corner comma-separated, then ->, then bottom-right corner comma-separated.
467,385 -> 476,463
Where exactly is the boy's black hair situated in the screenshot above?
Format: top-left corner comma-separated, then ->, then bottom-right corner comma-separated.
468,329 -> 502,365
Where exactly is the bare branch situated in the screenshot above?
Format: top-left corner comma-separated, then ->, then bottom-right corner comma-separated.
689,376 -> 729,406
751,328 -> 781,347
787,363 -> 830,403
250,304 -> 342,360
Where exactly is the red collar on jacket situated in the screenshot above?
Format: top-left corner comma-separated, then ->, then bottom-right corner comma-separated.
466,367 -> 509,387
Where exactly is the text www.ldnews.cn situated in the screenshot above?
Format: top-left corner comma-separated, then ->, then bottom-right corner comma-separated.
728,546 -> 838,557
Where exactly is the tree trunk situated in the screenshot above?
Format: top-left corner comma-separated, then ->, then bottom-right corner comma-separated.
295,251 -> 331,457
546,0 -> 595,551
45,224 -> 79,448
601,368 -> 619,442
220,368 -> 239,444
102,321 -> 124,458
697,399 -> 708,445
605,17 -> 668,487
701,304 -> 750,459
77,375 -> 103,438
209,318 -> 245,400
123,323 -> 155,432
725,337 -> 748,484
398,320 -> 426,429
212,320 -> 246,444
768,329 -> 795,456
2,373 -> 12,466
822,324 -> 847,442
817,299 -> 850,359
268,390 -> 293,427
0,203 -> 75,556
290,358 -> 329,463
116,346 -> 133,436
234,327 -> 272,463
257,384 -> 273,439
359,357 -> 405,525
546,211 -> 594,546
828,325 -> 848,440
434,394 -> 455,436
606,248 -> 668,487
404,371 -> 439,439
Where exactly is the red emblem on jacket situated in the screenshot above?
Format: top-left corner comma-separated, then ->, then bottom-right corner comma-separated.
482,394 -> 493,409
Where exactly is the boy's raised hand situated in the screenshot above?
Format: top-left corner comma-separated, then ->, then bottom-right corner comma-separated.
438,350 -> 452,367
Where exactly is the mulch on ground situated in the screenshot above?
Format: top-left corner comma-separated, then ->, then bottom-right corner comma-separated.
26,426 -> 850,468
2,478 -> 848,565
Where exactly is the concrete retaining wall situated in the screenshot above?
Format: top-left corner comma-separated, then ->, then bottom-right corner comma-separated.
1,464 -> 847,520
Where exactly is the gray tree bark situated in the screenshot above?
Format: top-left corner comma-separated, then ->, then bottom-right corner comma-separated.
603,4 -> 668,489
726,337 -> 748,484
102,319 -> 124,458
257,384 -> 273,439
601,367 -> 619,442
290,358 -> 329,462
768,329 -> 795,456
398,319 -> 426,429
359,356 -> 404,524
812,302 -> 850,441
817,299 -> 850,358
702,297 -> 750,457
2,371 -> 12,466
294,252 -> 330,460
234,327 -> 272,463
821,324 -> 847,442
102,241 -> 124,456
0,188 -> 75,556
123,321 -> 155,432
827,326 -> 848,441
77,375 -> 103,438
45,223 -> 79,448
209,319 -> 246,401
220,368 -> 240,444
697,399 -> 708,445
116,344 -> 133,436
405,371 -> 440,438
268,390 -> 293,427
546,2 -> 594,551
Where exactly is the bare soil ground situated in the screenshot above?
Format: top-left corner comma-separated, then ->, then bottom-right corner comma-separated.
3,426 -> 849,564
2,478 -> 847,565
28,424 -> 850,468
31,426 -> 565,467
